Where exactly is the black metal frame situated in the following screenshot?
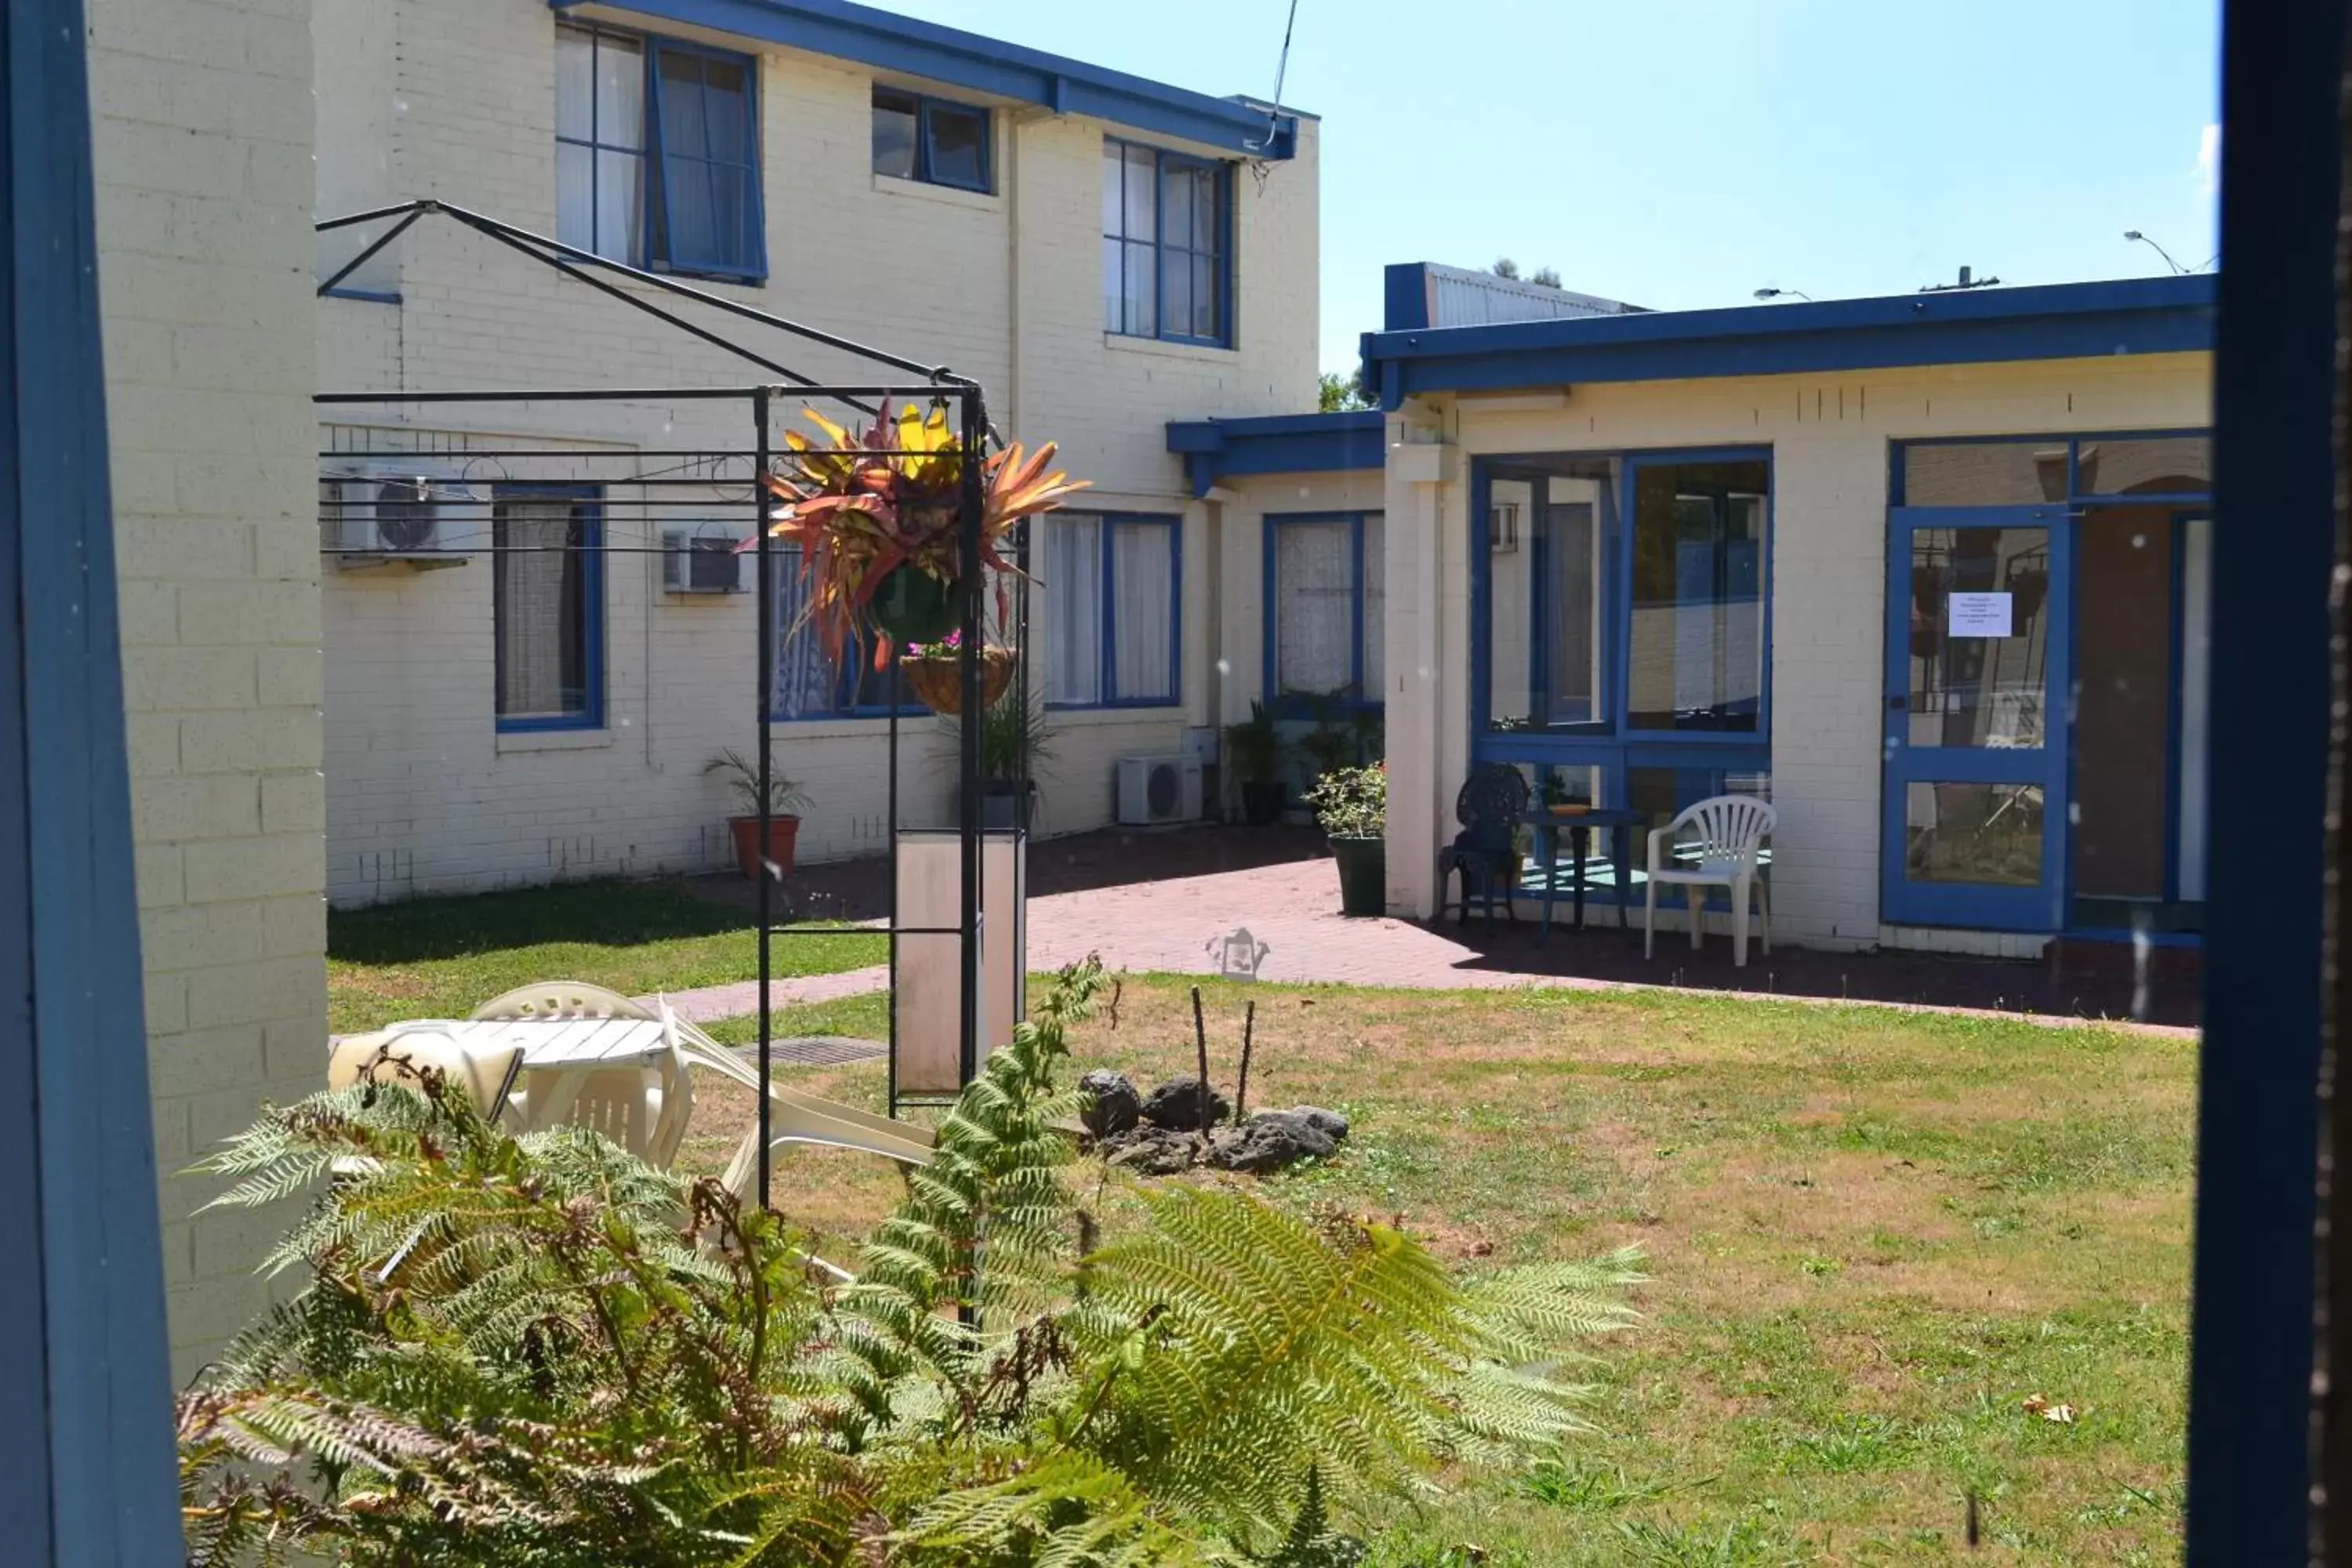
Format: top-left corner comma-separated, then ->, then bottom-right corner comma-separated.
315,201 -> 1027,1210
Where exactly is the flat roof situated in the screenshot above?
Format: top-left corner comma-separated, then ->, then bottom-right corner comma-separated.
1165,410 -> 1383,498
1359,274 -> 2216,408
551,0 -> 1303,158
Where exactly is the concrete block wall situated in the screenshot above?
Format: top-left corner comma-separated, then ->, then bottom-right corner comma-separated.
1383,351 -> 2212,952
314,0 -> 1319,903
88,0 -> 326,1372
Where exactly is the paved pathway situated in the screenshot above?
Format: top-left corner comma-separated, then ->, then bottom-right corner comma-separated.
646,858 -> 2195,1036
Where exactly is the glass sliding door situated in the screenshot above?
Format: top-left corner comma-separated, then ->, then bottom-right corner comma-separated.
1880,506 -> 2071,929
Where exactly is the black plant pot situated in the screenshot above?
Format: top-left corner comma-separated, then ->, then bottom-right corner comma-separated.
1240,780 -> 1288,827
869,564 -> 960,644
960,778 -> 1036,833
1330,834 -> 1386,917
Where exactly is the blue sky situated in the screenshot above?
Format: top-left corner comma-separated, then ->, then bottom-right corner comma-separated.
875,1 -> 2221,374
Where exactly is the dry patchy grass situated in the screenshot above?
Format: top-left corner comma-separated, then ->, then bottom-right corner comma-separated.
688,977 -> 2194,1566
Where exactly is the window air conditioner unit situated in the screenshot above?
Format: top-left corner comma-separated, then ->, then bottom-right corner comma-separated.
662,528 -> 750,593
323,471 -> 485,569
1116,754 -> 1203,827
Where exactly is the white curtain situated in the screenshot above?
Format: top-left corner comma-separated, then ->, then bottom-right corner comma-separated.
1360,513 -> 1385,699
1112,520 -> 1174,701
1045,514 -> 1102,706
496,502 -> 576,718
1275,520 -> 1351,696
769,546 -> 837,719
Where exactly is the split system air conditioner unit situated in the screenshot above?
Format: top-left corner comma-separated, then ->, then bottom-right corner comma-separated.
322,467 -> 490,568
1115,753 -> 1203,827
661,527 -> 751,594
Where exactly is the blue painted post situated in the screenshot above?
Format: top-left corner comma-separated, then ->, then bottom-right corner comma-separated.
0,0 -> 187,1559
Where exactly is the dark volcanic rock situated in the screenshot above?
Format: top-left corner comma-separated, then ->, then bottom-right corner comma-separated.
1139,1075 -> 1232,1132
1205,1109 -> 1339,1174
1098,1126 -> 1200,1176
1078,1069 -> 1142,1137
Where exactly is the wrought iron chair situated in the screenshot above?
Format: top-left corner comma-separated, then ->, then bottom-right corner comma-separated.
1439,764 -> 1530,930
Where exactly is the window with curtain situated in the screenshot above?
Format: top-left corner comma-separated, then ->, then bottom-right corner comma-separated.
557,24 -> 764,281
768,548 -> 919,720
871,88 -> 992,191
1628,459 -> 1768,732
494,492 -> 602,730
1101,139 -> 1229,345
1269,511 -> 1385,706
1044,512 -> 1180,707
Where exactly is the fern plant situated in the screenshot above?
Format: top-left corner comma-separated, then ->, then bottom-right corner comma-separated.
179,957 -> 1642,1566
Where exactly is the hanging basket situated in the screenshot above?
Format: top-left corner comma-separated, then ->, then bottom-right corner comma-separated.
867,563 -> 960,644
904,644 -> 1016,716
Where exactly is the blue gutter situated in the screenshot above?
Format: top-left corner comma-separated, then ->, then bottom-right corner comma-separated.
1359,274 -> 2216,408
550,0 -> 1301,158
1166,410 -> 1383,499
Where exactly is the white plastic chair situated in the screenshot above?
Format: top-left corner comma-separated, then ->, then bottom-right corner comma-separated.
1643,795 -> 1777,968
470,982 -> 692,1169
328,1022 -> 525,1121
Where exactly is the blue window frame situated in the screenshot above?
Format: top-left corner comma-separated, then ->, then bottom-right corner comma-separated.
493,485 -> 605,731
1470,448 -> 1774,887
872,86 -> 993,192
1102,138 -> 1231,347
557,23 -> 766,283
768,548 -> 925,721
1044,512 -> 1182,709
1265,511 -> 1384,712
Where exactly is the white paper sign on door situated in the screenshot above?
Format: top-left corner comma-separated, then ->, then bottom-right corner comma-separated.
1947,592 -> 2013,639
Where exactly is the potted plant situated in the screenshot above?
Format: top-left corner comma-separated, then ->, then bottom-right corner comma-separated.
941,686 -> 1054,831
1302,762 -> 1387,917
750,401 -> 1087,677
703,748 -> 811,880
1223,700 -> 1287,826
901,629 -> 1015,717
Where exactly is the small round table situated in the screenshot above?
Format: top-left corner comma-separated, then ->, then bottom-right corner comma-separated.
1521,806 -> 1650,942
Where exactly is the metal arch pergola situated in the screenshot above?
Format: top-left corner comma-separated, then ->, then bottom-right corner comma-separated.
314,200 -> 1025,1209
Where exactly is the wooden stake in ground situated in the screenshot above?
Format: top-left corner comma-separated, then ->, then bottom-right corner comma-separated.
1191,985 -> 1213,1130
1235,999 -> 1257,1122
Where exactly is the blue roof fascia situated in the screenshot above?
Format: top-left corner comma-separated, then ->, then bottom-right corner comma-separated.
1166,411 -> 1383,499
550,0 -> 1300,158
1359,274 -> 2217,409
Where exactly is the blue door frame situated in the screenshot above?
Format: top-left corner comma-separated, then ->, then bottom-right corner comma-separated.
1880,504 -> 2074,931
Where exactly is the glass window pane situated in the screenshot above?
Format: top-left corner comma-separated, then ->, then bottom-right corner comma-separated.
925,103 -> 987,187
1162,165 -> 1194,252
1101,142 -> 1123,234
1901,441 -> 2068,505
595,33 -> 644,151
594,148 -> 641,263
1274,521 -> 1352,696
1192,166 -> 1219,250
873,91 -> 918,178
1102,238 -> 1123,332
657,52 -> 710,159
556,26 -> 597,142
1361,513 -> 1386,697
1904,782 -> 2044,886
1541,494 -> 1599,724
1906,524 -> 2052,747
1161,255 -> 1192,342
1045,514 -> 1102,706
1123,242 -> 1156,337
702,59 -> 748,157
1192,255 -> 1218,339
769,548 -> 839,719
495,501 -> 591,720
2077,434 -> 2210,496
1628,460 -> 1768,731
1123,144 -> 1157,240
1111,521 -> 1175,702
1484,477 -> 1537,728
556,141 -> 595,251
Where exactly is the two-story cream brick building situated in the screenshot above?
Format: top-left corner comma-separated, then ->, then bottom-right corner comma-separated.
314,0 -> 1322,905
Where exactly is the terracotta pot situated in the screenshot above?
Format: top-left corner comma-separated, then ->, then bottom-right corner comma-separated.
726,814 -> 800,880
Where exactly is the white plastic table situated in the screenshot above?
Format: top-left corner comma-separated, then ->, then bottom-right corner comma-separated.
433,1015 -> 674,1134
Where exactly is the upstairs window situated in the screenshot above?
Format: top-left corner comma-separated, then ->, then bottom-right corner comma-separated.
1102,140 -> 1230,346
557,24 -> 764,283
871,88 -> 993,192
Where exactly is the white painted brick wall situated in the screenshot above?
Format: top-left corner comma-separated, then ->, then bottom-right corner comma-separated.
1387,352 -> 2213,949
89,0 -> 325,1374
315,0 -> 1318,904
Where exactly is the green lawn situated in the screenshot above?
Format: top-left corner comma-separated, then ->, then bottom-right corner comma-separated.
326,879 -> 885,1034
688,978 -> 2194,1566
